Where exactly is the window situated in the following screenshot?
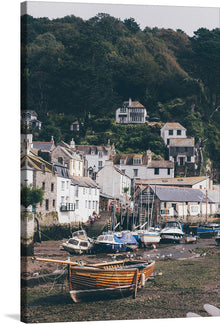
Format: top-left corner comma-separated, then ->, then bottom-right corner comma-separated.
51,183 -> 54,192
83,187 -> 86,195
167,168 -> 171,175
120,159 -> 125,165
122,169 -> 125,174
66,181 -> 69,189
85,200 -> 87,208
169,130 -> 173,135
133,158 -> 142,165
177,130 -> 181,136
187,156 -> 191,162
133,169 -> 138,177
61,181 -> 65,190
154,168 -> 159,175
98,161 -> 103,169
167,139 -> 170,145
45,199 -> 49,210
88,201 -> 91,209
58,157 -> 63,164
75,200 -> 79,209
98,151 -> 103,158
93,201 -> 95,209
52,199 -> 55,207
41,163 -> 46,173
89,188 -> 91,194
75,185 -> 79,197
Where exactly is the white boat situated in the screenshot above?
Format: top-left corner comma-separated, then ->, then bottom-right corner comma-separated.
160,221 -> 184,243
140,229 -> 161,247
215,231 -> 220,245
62,230 -> 93,254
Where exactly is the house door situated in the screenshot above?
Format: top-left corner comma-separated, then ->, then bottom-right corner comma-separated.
180,157 -> 184,166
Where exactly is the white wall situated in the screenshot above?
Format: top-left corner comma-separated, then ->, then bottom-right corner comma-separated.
161,127 -> 186,146
116,164 -> 174,180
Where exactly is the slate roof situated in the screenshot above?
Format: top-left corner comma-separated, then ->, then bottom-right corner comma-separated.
148,161 -> 174,169
32,141 -> 54,152
52,162 -> 70,179
75,145 -> 109,155
149,185 -> 213,203
169,138 -> 194,147
135,176 -> 209,187
123,100 -> 145,108
71,176 -> 99,188
161,122 -> 186,130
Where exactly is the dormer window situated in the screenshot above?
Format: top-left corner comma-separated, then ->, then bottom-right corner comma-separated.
177,130 -> 181,135
169,130 -> 173,135
133,158 -> 142,165
120,159 -> 125,165
98,151 -> 103,158
91,151 -> 95,155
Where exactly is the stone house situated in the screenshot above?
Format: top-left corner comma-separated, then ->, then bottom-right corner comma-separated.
135,185 -> 214,225
169,137 -> 195,166
116,98 -> 148,124
96,160 -> 131,203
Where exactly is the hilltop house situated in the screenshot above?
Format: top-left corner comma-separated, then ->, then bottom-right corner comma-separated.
75,141 -> 116,178
21,110 -> 42,130
96,160 -> 131,203
113,149 -> 174,182
116,98 -> 148,124
161,122 -> 186,146
71,176 -> 100,223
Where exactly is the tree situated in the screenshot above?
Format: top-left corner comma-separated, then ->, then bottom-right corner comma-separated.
123,18 -> 140,34
21,185 -> 44,209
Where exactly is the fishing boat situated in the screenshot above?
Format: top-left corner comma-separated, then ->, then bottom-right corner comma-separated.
62,237 -> 93,254
62,230 -> 93,254
140,229 -> 161,247
160,221 -> 184,243
215,231 -> 220,245
93,233 -> 126,253
34,257 -> 155,302
197,223 -> 220,238
120,232 -> 139,251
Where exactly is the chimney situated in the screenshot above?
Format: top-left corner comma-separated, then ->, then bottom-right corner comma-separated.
51,135 -> 54,144
21,134 -> 33,155
129,98 -> 132,106
70,138 -> 75,149
146,148 -> 152,164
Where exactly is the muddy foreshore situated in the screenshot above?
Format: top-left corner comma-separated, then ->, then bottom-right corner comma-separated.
21,238 -> 220,323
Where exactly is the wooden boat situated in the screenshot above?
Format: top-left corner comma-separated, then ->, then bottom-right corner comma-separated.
34,258 -> 155,303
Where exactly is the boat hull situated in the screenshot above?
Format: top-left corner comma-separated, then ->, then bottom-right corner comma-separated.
68,260 -> 155,303
140,233 -> 161,246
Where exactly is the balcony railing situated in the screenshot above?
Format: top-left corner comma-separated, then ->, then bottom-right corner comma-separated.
60,203 -> 75,211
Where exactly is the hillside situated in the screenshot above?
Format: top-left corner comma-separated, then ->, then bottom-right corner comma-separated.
21,14 -> 220,181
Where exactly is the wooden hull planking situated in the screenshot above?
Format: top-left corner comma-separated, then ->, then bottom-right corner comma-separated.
68,261 -> 155,302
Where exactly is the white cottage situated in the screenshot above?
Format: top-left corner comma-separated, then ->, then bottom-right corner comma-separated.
160,122 -> 187,146
96,160 -> 131,203
71,176 -> 100,223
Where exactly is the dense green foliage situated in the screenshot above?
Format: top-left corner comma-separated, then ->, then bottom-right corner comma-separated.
21,185 -> 44,209
21,14 -> 220,180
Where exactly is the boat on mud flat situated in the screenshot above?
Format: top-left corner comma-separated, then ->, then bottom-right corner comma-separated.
120,232 -> 139,251
62,230 -> 93,254
160,221 -> 184,243
197,223 -> 220,238
215,231 -> 220,245
184,234 -> 198,244
62,236 -> 93,254
33,257 -> 155,303
93,233 -> 126,253
140,228 -> 161,247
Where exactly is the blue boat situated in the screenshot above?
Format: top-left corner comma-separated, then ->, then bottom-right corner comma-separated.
93,233 -> 126,253
197,223 -> 220,238
120,232 -> 139,251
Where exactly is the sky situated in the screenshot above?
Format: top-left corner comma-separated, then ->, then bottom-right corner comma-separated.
21,0 -> 220,36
